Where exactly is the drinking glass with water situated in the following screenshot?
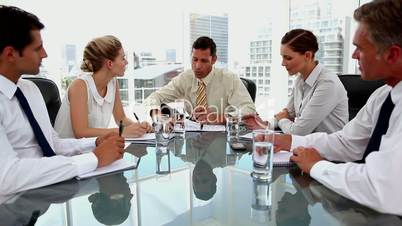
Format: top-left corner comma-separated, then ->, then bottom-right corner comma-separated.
154,114 -> 172,149
225,106 -> 241,142
173,101 -> 185,137
251,129 -> 274,181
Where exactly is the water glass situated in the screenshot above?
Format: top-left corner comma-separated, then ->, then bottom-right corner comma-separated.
173,102 -> 186,137
156,146 -> 171,175
251,129 -> 274,181
154,114 -> 172,148
251,177 -> 272,223
225,112 -> 240,142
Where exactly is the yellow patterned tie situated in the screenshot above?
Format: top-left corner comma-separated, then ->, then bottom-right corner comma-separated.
196,80 -> 207,108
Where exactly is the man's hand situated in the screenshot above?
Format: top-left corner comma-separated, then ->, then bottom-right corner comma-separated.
93,135 -> 125,168
270,134 -> 292,152
242,114 -> 268,130
95,132 -> 119,146
274,108 -> 290,121
290,147 -> 324,174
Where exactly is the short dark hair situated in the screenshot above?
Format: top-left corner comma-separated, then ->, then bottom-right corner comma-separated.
354,0 -> 402,52
0,5 -> 44,54
281,29 -> 318,57
192,36 -> 216,56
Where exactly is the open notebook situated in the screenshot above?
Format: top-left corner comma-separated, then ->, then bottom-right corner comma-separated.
273,151 -> 294,167
76,144 -> 140,180
125,133 -> 155,144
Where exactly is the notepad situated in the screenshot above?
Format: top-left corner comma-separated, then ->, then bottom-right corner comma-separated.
185,119 -> 226,132
76,158 -> 139,180
125,133 -> 155,141
273,151 -> 294,167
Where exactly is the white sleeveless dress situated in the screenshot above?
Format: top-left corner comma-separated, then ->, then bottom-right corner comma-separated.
54,74 -> 116,138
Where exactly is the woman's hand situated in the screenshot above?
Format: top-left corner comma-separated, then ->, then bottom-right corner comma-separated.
123,122 -> 149,138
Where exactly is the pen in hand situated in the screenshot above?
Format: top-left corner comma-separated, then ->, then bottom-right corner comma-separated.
133,112 -> 140,122
119,120 -> 124,137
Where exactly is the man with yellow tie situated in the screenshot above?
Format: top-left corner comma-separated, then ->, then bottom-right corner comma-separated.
144,36 -> 256,124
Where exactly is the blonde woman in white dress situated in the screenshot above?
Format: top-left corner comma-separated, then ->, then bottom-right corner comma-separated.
55,35 -> 151,138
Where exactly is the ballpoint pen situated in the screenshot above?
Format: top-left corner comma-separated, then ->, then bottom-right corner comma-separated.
133,112 -> 140,122
119,120 -> 124,136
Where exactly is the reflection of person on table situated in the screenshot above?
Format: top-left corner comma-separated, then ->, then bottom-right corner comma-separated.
0,180 -> 79,226
184,132 -> 240,200
275,168 -> 311,226
88,172 -> 133,225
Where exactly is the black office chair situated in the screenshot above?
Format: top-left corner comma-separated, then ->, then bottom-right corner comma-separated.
338,74 -> 385,121
23,77 -> 62,126
240,77 -> 256,103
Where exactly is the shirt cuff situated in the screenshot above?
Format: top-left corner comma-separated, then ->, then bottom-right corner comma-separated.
291,135 -> 307,150
310,160 -> 334,180
267,118 -> 276,130
79,137 -> 97,152
278,118 -> 291,129
72,152 -> 98,176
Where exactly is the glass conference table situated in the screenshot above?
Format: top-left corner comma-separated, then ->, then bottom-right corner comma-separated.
1,132 -> 402,226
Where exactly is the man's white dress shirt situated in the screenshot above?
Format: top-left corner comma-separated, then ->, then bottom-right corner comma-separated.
291,81 -> 402,215
0,75 -> 98,195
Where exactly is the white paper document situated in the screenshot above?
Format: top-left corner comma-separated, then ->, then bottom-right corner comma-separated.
76,158 -> 138,180
125,133 -> 155,142
273,151 -> 293,166
185,119 -> 226,132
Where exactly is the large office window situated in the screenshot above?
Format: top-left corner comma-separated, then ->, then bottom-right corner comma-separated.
10,0 -> 363,120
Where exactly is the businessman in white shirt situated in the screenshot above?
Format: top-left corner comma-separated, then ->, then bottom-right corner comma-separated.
270,0 -> 402,215
0,5 -> 125,195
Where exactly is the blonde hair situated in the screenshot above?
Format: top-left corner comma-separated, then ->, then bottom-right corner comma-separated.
80,35 -> 122,72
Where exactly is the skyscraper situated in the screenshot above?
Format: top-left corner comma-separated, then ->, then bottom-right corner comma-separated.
189,13 -> 229,68
63,44 -> 77,74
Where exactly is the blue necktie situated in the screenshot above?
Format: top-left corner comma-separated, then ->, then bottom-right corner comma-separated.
15,87 -> 56,157
358,92 -> 394,163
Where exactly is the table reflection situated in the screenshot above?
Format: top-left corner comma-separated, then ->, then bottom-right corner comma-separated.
88,172 -> 133,225
0,179 -> 78,226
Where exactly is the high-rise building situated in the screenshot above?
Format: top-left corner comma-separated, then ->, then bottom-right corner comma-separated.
189,13 -> 229,68
241,0 -> 351,98
290,0 -> 351,75
63,44 -> 77,74
139,52 -> 157,67
240,22 -> 273,97
165,49 -> 176,63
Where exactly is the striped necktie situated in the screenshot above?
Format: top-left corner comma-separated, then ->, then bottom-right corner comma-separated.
196,80 -> 208,108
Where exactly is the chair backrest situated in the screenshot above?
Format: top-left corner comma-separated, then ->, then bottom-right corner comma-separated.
338,74 -> 385,120
240,77 -> 256,103
22,77 -> 62,126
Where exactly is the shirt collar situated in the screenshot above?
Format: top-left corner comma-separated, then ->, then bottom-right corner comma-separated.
391,80 -> 402,105
86,75 -> 114,105
198,67 -> 215,86
304,62 -> 323,87
0,74 -> 18,100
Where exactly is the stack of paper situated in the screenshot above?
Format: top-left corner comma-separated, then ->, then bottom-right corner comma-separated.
185,119 -> 226,132
125,133 -> 155,144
